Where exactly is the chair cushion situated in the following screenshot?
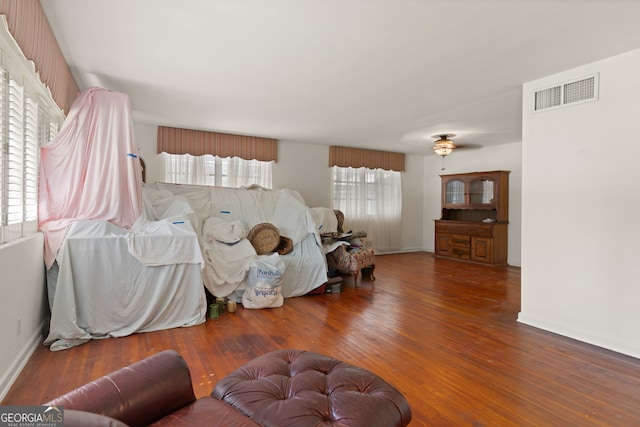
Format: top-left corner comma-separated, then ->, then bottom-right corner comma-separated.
327,245 -> 375,274
212,349 -> 411,427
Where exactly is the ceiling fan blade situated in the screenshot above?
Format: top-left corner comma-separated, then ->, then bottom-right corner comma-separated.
453,143 -> 482,150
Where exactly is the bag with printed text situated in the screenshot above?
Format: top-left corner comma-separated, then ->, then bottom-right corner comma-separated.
242,253 -> 284,309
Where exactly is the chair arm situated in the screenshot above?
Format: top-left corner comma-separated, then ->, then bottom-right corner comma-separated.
45,350 -> 196,427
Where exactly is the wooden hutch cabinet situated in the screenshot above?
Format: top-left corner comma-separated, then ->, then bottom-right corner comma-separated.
434,170 -> 509,266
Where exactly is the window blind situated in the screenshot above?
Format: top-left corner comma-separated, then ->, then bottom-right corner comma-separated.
6,75 -> 24,227
0,16 -> 64,244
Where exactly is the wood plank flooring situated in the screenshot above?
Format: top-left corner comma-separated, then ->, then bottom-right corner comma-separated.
4,252 -> 640,426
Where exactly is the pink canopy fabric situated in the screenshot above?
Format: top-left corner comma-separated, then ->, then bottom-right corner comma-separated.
39,87 -> 142,268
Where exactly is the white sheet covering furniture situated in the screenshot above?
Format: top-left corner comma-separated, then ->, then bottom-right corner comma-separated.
153,183 -> 328,299
44,219 -> 207,351
44,184 -> 329,350
39,88 -> 143,270
40,88 -> 219,351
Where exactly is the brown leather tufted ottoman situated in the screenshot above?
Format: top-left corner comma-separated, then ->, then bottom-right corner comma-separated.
212,349 -> 412,427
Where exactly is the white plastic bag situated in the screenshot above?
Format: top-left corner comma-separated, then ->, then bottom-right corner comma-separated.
242,253 -> 285,309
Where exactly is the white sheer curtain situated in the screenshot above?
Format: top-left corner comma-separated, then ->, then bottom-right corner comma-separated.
223,156 -> 272,188
161,152 -> 272,188
331,166 -> 402,251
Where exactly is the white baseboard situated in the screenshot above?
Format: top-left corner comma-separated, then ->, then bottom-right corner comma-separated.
517,313 -> 640,360
0,322 -> 44,403
374,247 -> 425,255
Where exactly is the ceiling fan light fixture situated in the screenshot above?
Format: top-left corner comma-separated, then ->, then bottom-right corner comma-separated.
432,134 -> 456,157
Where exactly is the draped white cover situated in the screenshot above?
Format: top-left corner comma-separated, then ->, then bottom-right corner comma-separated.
44,183 -> 327,352
45,219 -> 207,351
153,183 -> 328,299
39,87 -> 143,269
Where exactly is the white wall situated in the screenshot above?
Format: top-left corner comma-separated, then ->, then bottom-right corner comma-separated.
399,154 -> 425,253
273,140 -> 332,208
0,234 -> 48,401
422,142 -> 523,266
134,122 -> 161,184
519,49 -> 640,358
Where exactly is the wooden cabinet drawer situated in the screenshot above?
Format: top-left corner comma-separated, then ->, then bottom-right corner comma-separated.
449,234 -> 470,259
450,234 -> 470,247
451,247 -> 471,260
435,221 -> 493,237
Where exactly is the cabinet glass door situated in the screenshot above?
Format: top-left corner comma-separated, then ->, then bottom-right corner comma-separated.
445,180 -> 465,204
469,179 -> 494,204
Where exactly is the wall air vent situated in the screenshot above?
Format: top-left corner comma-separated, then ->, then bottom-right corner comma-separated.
533,73 -> 599,112
534,86 -> 561,110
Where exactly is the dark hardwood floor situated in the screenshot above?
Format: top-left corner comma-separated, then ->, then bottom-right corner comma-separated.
4,252 -> 640,426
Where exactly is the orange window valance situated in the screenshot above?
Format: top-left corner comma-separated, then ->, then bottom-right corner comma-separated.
157,126 -> 278,162
329,145 -> 405,172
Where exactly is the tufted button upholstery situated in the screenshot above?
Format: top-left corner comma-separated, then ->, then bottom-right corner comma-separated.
212,349 -> 411,427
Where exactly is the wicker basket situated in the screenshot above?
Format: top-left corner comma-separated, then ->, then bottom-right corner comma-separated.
247,223 -> 280,255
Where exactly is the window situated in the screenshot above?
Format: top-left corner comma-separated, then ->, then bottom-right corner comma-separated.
0,34 -> 64,245
331,166 -> 402,251
161,152 -> 273,189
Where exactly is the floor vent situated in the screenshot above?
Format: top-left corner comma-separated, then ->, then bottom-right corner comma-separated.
534,73 -> 599,112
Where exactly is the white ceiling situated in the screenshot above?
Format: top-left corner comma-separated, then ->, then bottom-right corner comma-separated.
40,0 -> 640,155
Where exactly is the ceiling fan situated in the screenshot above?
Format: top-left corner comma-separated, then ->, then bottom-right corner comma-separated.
431,134 -> 482,155
431,133 -> 481,170
431,134 -> 457,157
